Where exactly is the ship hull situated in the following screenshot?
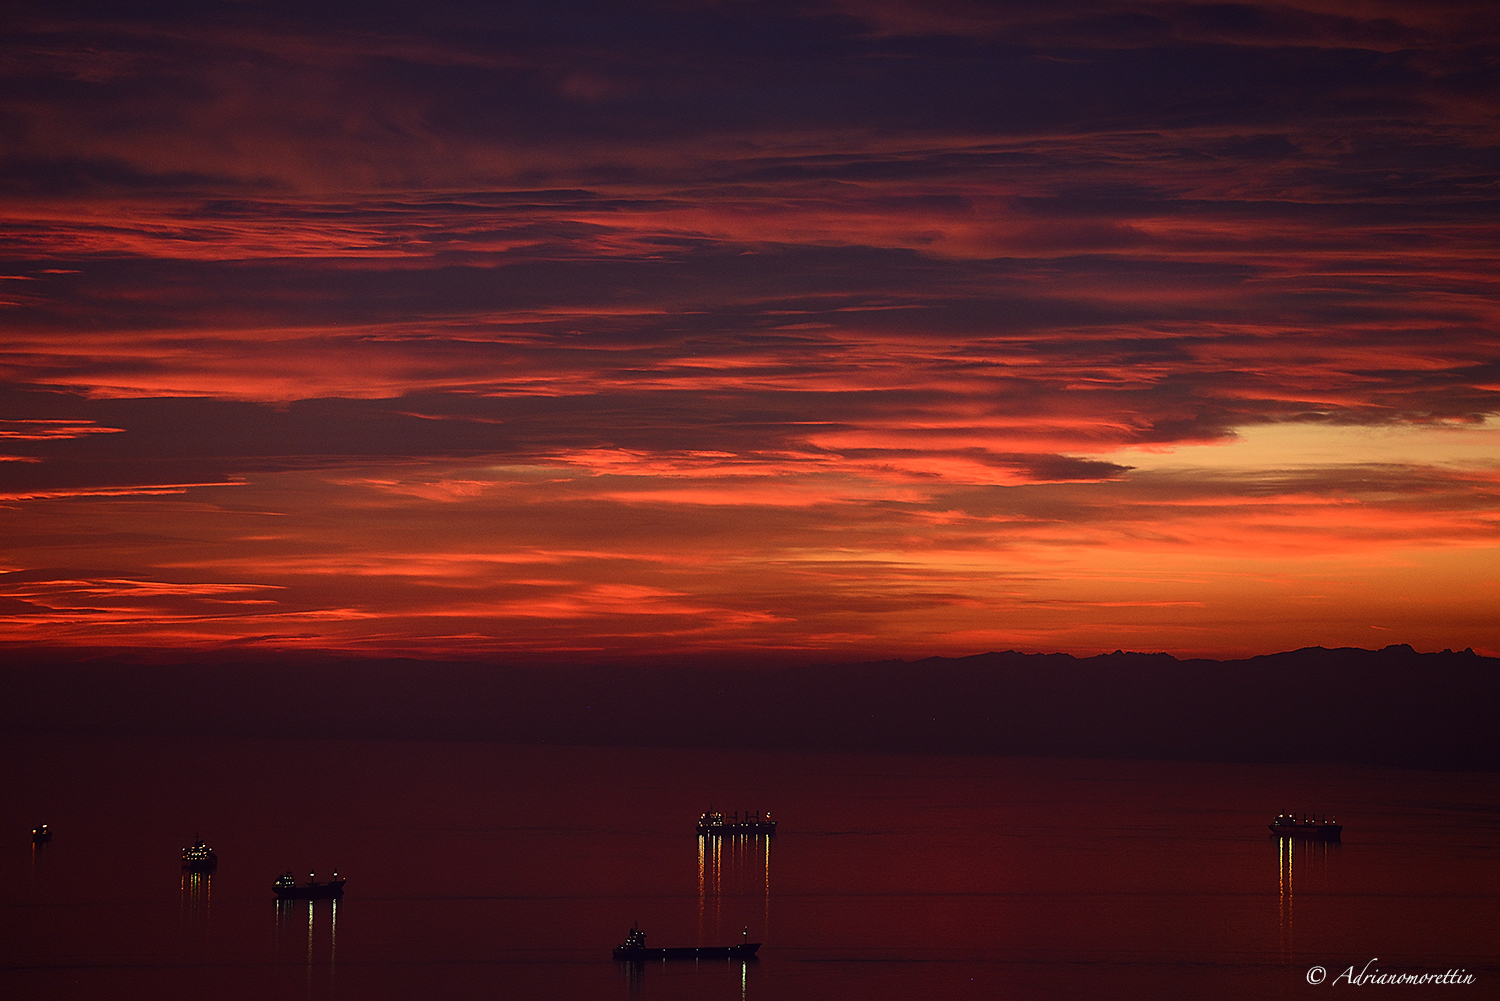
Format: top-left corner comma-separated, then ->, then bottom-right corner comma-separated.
697,823 -> 777,836
273,882 -> 345,899
1269,824 -> 1341,842
614,944 -> 759,961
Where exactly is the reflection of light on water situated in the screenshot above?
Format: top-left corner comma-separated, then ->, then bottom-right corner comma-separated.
713,832 -> 723,939
741,958 -> 747,1000
622,956 -> 644,995
307,899 -> 314,973
1276,834 -> 1337,963
1278,835 -> 1293,961
330,898 -> 338,987
764,835 -> 771,942
699,832 -> 773,949
180,871 -> 212,928
277,898 -> 338,981
275,896 -> 291,951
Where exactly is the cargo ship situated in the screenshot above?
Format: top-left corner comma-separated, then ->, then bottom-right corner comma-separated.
612,924 -> 759,961
182,838 -> 217,872
32,824 -> 51,844
273,871 -> 345,899
697,811 -> 776,836
1269,813 -> 1342,841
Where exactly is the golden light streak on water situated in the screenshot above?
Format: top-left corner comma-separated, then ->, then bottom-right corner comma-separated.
1278,834 -> 1293,962
305,899 -> 314,992
330,898 -> 338,988
764,834 -> 772,942
713,832 -> 723,939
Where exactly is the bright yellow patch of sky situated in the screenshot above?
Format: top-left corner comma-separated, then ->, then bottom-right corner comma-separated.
1107,421 -> 1500,471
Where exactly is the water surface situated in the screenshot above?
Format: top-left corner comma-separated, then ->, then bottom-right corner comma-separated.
3,737 -> 1496,999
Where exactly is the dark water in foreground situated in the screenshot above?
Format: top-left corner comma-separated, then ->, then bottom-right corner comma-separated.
2,737 -> 1496,1000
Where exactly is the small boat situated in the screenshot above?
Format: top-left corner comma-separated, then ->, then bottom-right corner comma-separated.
273,871 -> 345,899
697,811 -> 777,836
612,924 -> 759,961
1269,813 -> 1342,841
182,838 -> 217,872
32,824 -> 51,843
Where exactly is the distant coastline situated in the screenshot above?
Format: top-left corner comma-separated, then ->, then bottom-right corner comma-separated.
3,644 -> 1496,770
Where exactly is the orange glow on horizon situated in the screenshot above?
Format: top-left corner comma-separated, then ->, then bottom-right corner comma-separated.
1,0 -> 1497,661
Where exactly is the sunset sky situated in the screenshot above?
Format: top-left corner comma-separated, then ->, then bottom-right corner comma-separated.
2,0 -> 1497,662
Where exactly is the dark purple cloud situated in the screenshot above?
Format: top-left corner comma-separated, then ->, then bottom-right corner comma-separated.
1,0 -> 1496,658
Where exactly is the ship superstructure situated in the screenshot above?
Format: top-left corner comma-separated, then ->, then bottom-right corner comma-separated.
697,811 -> 776,836
1269,813 -> 1342,841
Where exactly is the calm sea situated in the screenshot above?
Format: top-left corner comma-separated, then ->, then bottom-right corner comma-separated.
2,737 -> 1496,1000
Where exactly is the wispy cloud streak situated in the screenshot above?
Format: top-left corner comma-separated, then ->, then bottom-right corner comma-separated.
0,0 -> 1496,657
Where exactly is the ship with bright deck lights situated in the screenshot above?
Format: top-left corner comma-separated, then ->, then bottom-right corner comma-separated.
182,838 -> 217,872
1269,813 -> 1341,841
697,810 -> 776,836
273,871 -> 345,899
